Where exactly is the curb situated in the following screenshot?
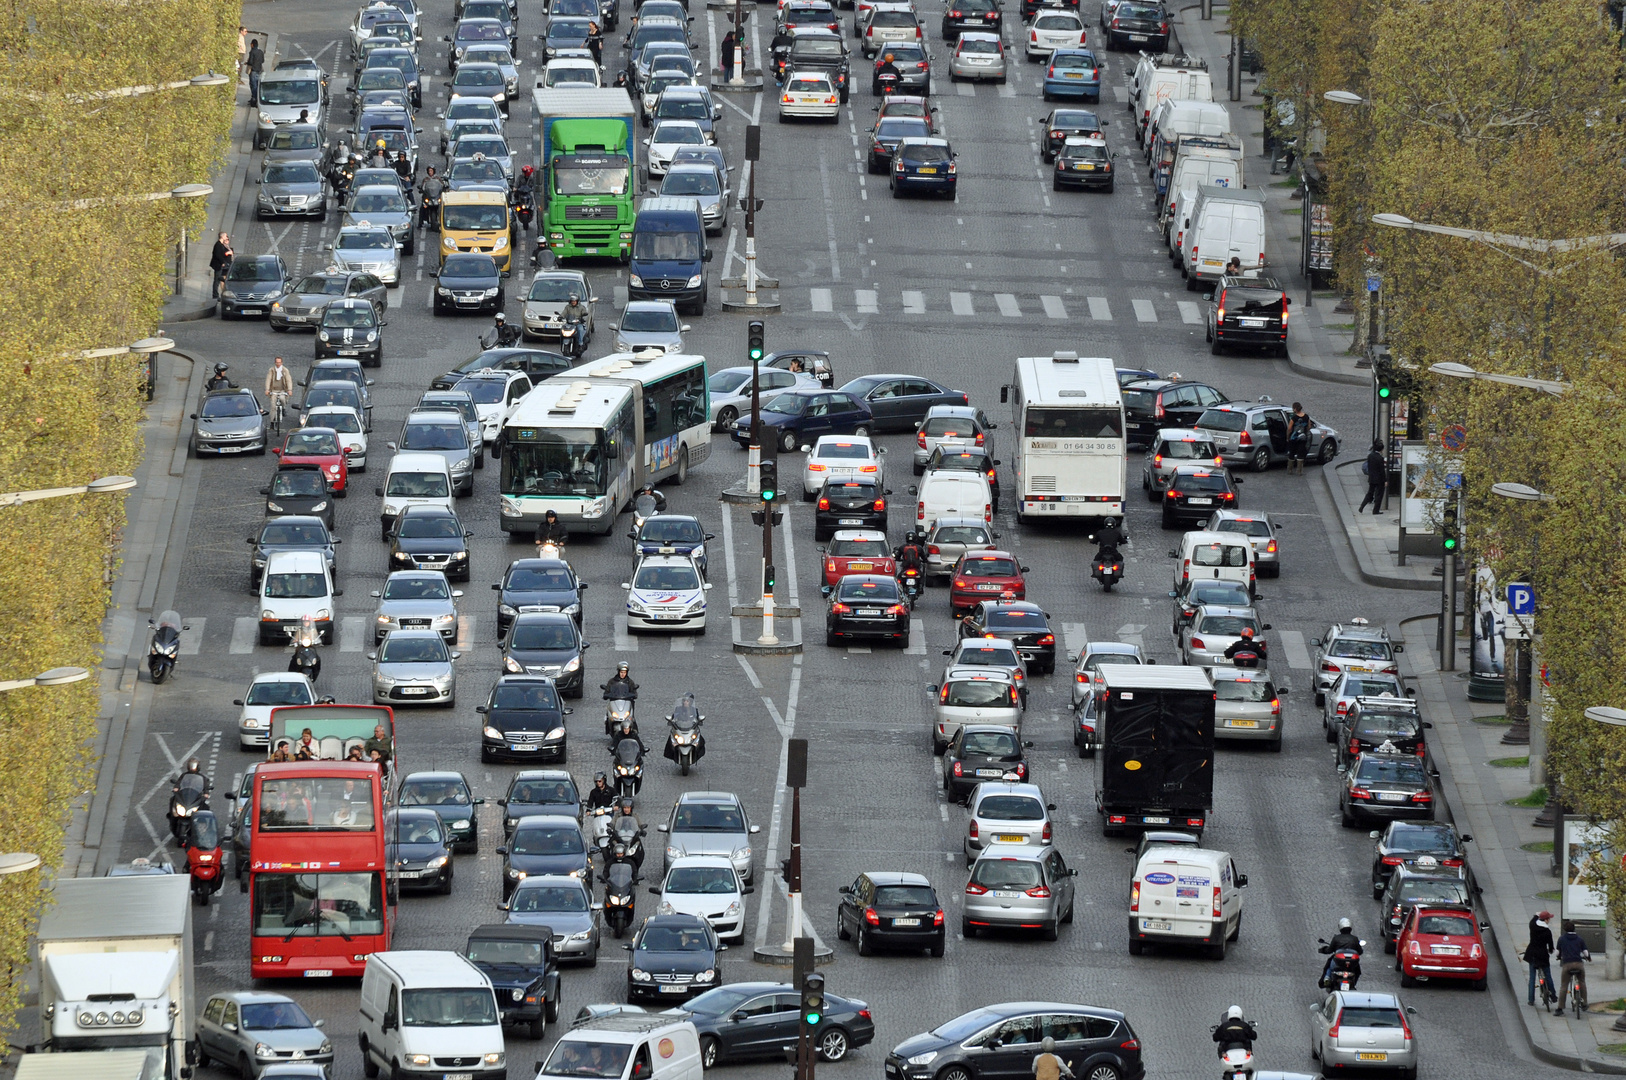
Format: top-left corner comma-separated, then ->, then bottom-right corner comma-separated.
752,941 -> 834,966
720,290 -> 783,312
1321,460 -> 1436,592
1284,351 -> 1369,387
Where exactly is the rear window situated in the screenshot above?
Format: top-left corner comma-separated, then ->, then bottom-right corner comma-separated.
923,417 -> 980,437
944,679 -> 1013,707
976,795 -> 1043,820
1198,408 -> 1246,432
1330,639 -> 1394,661
1121,389 -> 1153,412
1214,518 -> 1271,537
871,10 -> 917,25
899,143 -> 947,164
1336,1008 -> 1405,1029
959,37 -> 999,53
1191,543 -> 1247,567
836,578 -> 900,601
986,610 -> 1043,627
969,859 -> 1042,889
1416,913 -> 1475,936
1035,14 -> 1076,28
934,526 -> 989,544
1158,439 -> 1217,460
1222,287 -> 1286,311
1354,713 -> 1420,738
963,557 -> 1016,576
874,885 -> 938,907
829,538 -> 889,557
1214,677 -> 1272,702
818,442 -> 872,459
1398,879 -> 1468,905
1196,613 -> 1258,636
1172,471 -> 1228,492
1354,758 -> 1427,784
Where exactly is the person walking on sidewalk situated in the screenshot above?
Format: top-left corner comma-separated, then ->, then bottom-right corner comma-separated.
238,26 -> 248,79
246,38 -> 265,106
1555,919 -> 1590,1015
1356,440 -> 1386,514
1286,402 -> 1310,475
720,30 -> 737,81
1525,910 -> 1555,1006
209,232 -> 233,299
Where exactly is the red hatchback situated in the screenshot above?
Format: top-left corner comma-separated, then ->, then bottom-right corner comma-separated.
949,550 -> 1027,618
822,529 -> 896,589
275,426 -> 349,495
1396,903 -> 1488,990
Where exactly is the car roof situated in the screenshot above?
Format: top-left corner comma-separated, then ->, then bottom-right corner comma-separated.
403,769 -> 470,782
829,529 -> 888,543
861,870 -> 933,886
383,627 -> 449,641
929,515 -> 987,528
635,553 -> 702,568
1208,509 -> 1270,523
959,30 -> 1001,41
513,768 -> 574,781
1193,604 -> 1257,618
1062,137 -> 1108,148
667,854 -> 737,868
977,600 -> 1044,616
216,990 -> 305,1005
1170,464 -> 1227,477
897,136 -> 951,148
674,791 -> 743,806
945,665 -> 1016,682
1328,991 -> 1403,1009
640,913 -> 713,928
249,671 -> 314,684
1084,641 -> 1142,654
1209,667 -> 1272,683
960,548 -> 1016,562
512,813 -> 579,829
834,573 -> 896,587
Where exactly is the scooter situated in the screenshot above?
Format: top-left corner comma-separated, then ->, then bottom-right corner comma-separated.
559,313 -> 584,360
609,812 -> 646,873
1218,1046 -> 1254,1080
663,694 -> 706,776
587,805 -> 615,851
288,614 -> 321,683
514,195 -> 535,231
147,610 -> 188,684
1087,537 -> 1122,592
168,772 -> 210,844
1317,938 -> 1365,991
420,192 -> 442,230
611,737 -> 644,798
603,860 -> 637,938
184,809 -> 224,907
605,697 -> 635,739
898,565 -> 923,606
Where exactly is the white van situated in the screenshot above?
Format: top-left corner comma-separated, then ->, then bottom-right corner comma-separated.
1169,529 -> 1255,595
258,549 -> 339,645
376,451 -> 455,541
1183,188 -> 1268,290
1163,158 -> 1243,244
358,951 -> 507,1080
1147,100 -> 1230,170
538,1012 -> 703,1080
912,471 -> 992,532
1129,846 -> 1247,958
1130,56 -> 1212,143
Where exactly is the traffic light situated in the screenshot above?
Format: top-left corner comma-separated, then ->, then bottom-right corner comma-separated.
1442,502 -> 1459,554
747,319 -> 765,363
780,857 -> 793,886
800,973 -> 826,1029
764,563 -> 776,590
758,458 -> 778,502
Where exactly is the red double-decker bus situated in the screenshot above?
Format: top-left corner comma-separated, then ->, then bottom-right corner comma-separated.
249,705 -> 397,979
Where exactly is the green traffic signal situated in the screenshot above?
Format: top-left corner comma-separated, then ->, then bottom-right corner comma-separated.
1377,384 -> 1392,400
1442,535 -> 1458,551
747,319 -> 765,363
759,459 -> 778,502
801,972 -> 826,1026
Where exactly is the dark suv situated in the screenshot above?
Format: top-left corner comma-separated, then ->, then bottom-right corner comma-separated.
218,254 -> 290,320
1121,378 -> 1228,446
784,29 -> 852,102
942,0 -> 1001,39
465,925 -> 561,1038
1206,273 -> 1290,356
887,1003 -> 1144,1080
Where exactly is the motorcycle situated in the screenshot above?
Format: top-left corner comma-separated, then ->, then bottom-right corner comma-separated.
513,190 -> 535,231
611,737 -> 644,798
537,537 -> 567,562
480,322 -> 523,351
633,492 -> 661,533
1090,552 -> 1123,592
663,694 -> 706,776
184,809 -> 224,907
1317,938 -> 1365,991
587,805 -> 615,851
1218,1046 -> 1254,1080
420,192 -> 442,230
608,714 -> 643,753
875,70 -> 902,96
147,610 -> 188,684
898,565 -> 923,606
168,772 -> 211,844
605,697 -> 635,739
602,860 -> 637,938
288,614 -> 321,683
608,813 -> 646,872
559,312 -> 584,360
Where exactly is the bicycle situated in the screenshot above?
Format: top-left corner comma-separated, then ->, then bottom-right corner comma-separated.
269,391 -> 289,437
1573,972 -> 1589,1019
1536,968 -> 1557,1010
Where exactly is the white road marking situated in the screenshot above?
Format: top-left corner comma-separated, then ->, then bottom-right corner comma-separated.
907,620 -> 926,655
1178,300 -> 1202,324
855,288 -> 879,313
1062,622 -> 1089,654
997,81 -> 1015,98
179,619 -> 205,656
615,614 -> 639,651
1132,298 -> 1157,322
994,293 -> 1021,317
1116,623 -> 1146,650
340,617 -> 367,653
950,291 -> 974,315
230,617 -> 258,655
902,289 -> 925,314
810,287 -> 833,312
1278,629 -> 1312,670
848,645 -> 872,654
956,82 -> 975,96
1087,296 -> 1112,321
1113,84 -> 1128,102
456,615 -> 476,645
1041,295 -> 1068,319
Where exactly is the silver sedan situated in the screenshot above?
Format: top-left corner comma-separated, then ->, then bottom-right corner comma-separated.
328,226 -> 402,286
1309,991 -> 1419,1075
657,162 -> 730,234
949,32 -> 1006,82
372,570 -> 461,645
611,300 -> 689,354
368,628 -> 459,706
1178,604 -> 1268,668
1211,667 -> 1285,748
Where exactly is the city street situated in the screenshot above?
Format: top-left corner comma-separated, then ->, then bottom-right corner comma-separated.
87,0 -> 1571,1076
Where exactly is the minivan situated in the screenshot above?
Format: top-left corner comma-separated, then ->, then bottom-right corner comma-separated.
1129,846 -> 1247,958
929,665 -> 1022,752
1169,529 -> 1255,596
255,69 -> 326,150
259,549 -> 340,645
1183,188 -> 1267,291
357,951 -> 507,1080
629,196 -> 710,316
376,451 -> 455,540
911,471 -> 992,531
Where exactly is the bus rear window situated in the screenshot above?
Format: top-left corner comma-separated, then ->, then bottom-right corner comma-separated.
1023,407 -> 1123,439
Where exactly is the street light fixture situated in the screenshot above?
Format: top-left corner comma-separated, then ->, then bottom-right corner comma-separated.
1427,361 -> 1569,397
1585,706 -> 1626,728
0,852 -> 41,876
0,475 -> 137,509
0,666 -> 90,693
1323,90 -> 1369,106
75,337 -> 175,361
1372,213 -> 1626,255
1491,482 -> 1554,503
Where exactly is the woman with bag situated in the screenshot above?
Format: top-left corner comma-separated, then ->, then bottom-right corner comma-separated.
1357,440 -> 1386,514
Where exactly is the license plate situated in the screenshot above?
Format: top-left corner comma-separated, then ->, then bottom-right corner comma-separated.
338,349 -> 360,356
1129,32 -> 1147,40
1143,815 -> 1170,824
1357,1053 -> 1387,1062
1239,318 -> 1267,327
1188,497 -> 1212,505
585,247 -> 600,254
859,608 -> 882,616
1227,719 -> 1259,728
994,890 -> 1021,898
400,687 -> 429,695
659,984 -> 688,993
893,917 -> 921,926
1432,945 -> 1461,954
1077,163 -> 1095,171
996,834 -> 1025,843
445,1074 -> 474,1080
1064,71 -> 1082,78
218,445 -> 245,453
976,768 -> 1003,777
1203,258 -> 1224,267
978,583 -> 1001,590
1349,665 -> 1373,672
509,743 -> 537,751
850,562 -> 873,570
838,518 -> 864,525
286,315 -> 309,322
1142,919 -> 1171,931
1377,791 -> 1405,802
655,613 -> 684,620
918,167 -> 938,174
241,307 -> 264,314
305,969 -> 333,977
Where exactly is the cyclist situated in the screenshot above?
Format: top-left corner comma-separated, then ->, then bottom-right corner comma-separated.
1555,918 -> 1590,1015
265,356 -> 295,428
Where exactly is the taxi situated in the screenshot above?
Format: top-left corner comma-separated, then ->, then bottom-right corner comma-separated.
1312,618 -> 1403,704
821,529 -> 895,589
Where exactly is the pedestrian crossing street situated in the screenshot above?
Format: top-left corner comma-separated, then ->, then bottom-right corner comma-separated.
806,286 -> 1206,325
1059,622 -> 1313,669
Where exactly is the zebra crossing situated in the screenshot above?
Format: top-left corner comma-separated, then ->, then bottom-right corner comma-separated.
802,287 -> 1207,325
1059,621 -> 1315,670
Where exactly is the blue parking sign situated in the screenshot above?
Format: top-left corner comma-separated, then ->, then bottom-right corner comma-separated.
1507,583 -> 1535,615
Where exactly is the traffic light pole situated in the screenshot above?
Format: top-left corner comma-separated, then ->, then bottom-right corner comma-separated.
759,493 -> 778,646
1439,493 -> 1459,671
783,784 -> 801,946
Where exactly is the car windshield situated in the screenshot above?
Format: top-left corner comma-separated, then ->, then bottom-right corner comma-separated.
512,825 -> 584,855
1330,638 -> 1394,660
402,423 -> 465,451
652,123 -> 705,145
1174,471 -> 1228,492
1198,408 -> 1246,432
322,307 -> 376,329
229,260 -> 282,281
1049,50 -> 1090,66
621,306 -> 681,332
638,925 -> 711,951
1053,110 -> 1099,128
467,937 -> 545,965
1398,880 -> 1468,904
359,69 -> 406,88
1355,758 -> 1427,784
443,201 -> 510,231
310,410 -> 361,433
877,118 -> 928,138
507,566 -> 575,590
269,129 -> 321,151
1196,614 -> 1258,636
541,1040 -> 631,1079
1390,825 -> 1456,853
398,514 -> 462,539
673,803 -> 744,832
386,472 -> 449,498
1214,677 -> 1272,702
550,21 -> 591,40
457,378 -> 510,404
350,191 -> 407,213
285,430 -> 340,456
466,47 -> 513,65
528,277 -> 588,302
400,779 -> 469,805
960,37 -> 999,53
510,621 -> 577,649
454,66 -> 505,87
829,537 -> 889,557
969,858 -> 1042,888
961,730 -> 1018,756
264,573 -> 327,599
202,395 -> 257,418
662,170 -> 720,195
659,98 -> 712,119
401,988 -> 498,1027
337,231 -> 394,250
492,683 -> 562,710
245,680 -> 315,706
384,576 -> 450,600
395,814 -> 445,844
456,138 -> 509,159
260,78 -> 320,104
447,100 -> 495,120
640,518 -> 704,543
380,636 -> 448,662
977,795 -> 1043,821
264,164 -> 320,185
633,564 -> 701,590
271,471 -> 324,496
944,679 -> 1010,707
962,557 -> 1017,577
665,866 -> 738,893
261,522 -> 329,546
241,1001 -> 316,1030
631,230 -> 700,261
1191,543 -> 1247,568
1417,913 -> 1475,936
836,578 -> 899,602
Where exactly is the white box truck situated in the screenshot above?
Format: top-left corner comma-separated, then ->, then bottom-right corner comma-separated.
31,875 -> 195,1080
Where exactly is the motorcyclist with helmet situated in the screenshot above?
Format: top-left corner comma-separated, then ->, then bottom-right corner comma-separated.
1319,917 -> 1364,988
585,771 -> 617,812
896,529 -> 925,592
485,311 -> 522,349
1092,517 -> 1128,563
560,292 -> 588,355
1224,627 -> 1267,668
603,661 -> 638,701
1212,1005 -> 1257,1057
393,149 -> 413,190
874,52 -> 903,93
370,138 -> 390,169
204,363 -> 234,391
513,164 -> 537,228
535,509 -> 569,551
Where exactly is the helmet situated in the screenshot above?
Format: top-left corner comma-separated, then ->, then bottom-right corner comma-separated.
617,796 -> 635,812
376,139 -> 386,149
569,292 -> 580,302
1102,517 -> 1118,528
594,771 -> 608,785
883,52 -> 895,62
617,661 -> 630,673
213,362 -> 228,375
185,757 -> 201,773
1239,627 -> 1254,638
1226,1006 -> 1243,1021
522,165 -> 535,177
1339,917 -> 1352,931
494,312 -> 506,323
425,165 -> 436,174
544,508 -> 557,520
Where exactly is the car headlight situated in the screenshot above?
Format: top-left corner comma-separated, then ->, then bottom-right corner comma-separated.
311,501 -> 328,512
907,1052 -> 939,1066
686,600 -> 706,614
657,901 -> 675,915
407,1055 -> 431,1067
433,613 -> 456,625
376,614 -> 393,625
567,929 -> 591,941
443,235 -> 457,249
563,656 -> 580,673
315,609 -> 331,621
266,501 -> 284,513
504,656 -> 524,673
366,331 -> 378,342
254,1043 -> 277,1059
499,602 -> 518,616
732,846 -> 751,862
485,726 -> 505,740
427,855 -> 448,868
375,672 -> 396,686
696,968 -> 716,982
724,901 -> 740,917
628,273 -> 643,287
494,236 -> 508,250
686,274 -> 703,288
258,110 -> 272,124
318,330 -> 330,342
564,602 -> 581,615
242,717 -> 263,728
545,726 -> 566,740
627,600 -> 647,615
452,819 -> 471,830
392,551 -> 412,561
507,867 -> 525,878
631,968 -> 652,981
483,287 -> 500,298
484,1053 -> 504,1067
453,460 -> 471,472
261,609 -> 277,620
568,867 -> 586,878
318,1039 -> 333,1055
666,845 -> 683,860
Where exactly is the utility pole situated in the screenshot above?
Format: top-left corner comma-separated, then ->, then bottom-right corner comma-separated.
746,319 -> 765,495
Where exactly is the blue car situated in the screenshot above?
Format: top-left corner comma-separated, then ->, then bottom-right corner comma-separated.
1043,48 -> 1100,101
731,388 -> 874,453
890,137 -> 957,199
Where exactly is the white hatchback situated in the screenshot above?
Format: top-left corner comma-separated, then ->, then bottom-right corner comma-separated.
303,405 -> 369,471
646,119 -> 708,178
801,434 -> 882,499
779,71 -> 841,122
622,553 -> 711,633
1026,10 -> 1085,59
656,855 -> 749,943
234,672 -> 318,749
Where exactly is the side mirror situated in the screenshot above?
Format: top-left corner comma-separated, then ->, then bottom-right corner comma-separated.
370,590 -> 383,598
621,582 -> 631,590
928,684 -> 940,693
232,699 -> 245,707
1393,644 -> 1405,653
648,886 -> 662,895
1369,830 -> 1381,839
259,487 -> 270,495
1236,874 -> 1249,888
1262,623 -> 1272,631
475,705 -> 488,713
375,486 -> 385,496
1168,550 -> 1178,558
1277,687 -> 1289,695
1461,835 -> 1473,843
1045,802 -> 1057,811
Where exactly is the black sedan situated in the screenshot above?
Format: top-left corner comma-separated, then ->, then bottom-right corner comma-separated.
386,807 -> 454,893
1160,465 -> 1240,529
388,504 -> 473,580
431,346 -> 573,391
261,464 -> 335,530
942,0 -> 1001,39
497,814 -> 592,899
433,253 -> 506,316
924,446 -> 1000,509
888,1003 -> 1144,1080
679,982 -> 875,1066
836,871 -> 945,956
1121,378 -> 1229,445
249,515 -> 339,586
731,389 -> 874,453
866,115 -> 932,174
959,600 -> 1056,674
499,769 -> 581,835
501,612 -> 588,697
1341,751 -> 1434,827
836,374 -> 968,433
1038,107 -> 1104,161
942,725 -> 1031,801
625,914 -> 723,1002
814,478 -> 888,542
495,558 -> 586,637
1371,820 -> 1470,899
1337,700 -> 1427,769
479,676 -> 570,763
825,574 -> 909,647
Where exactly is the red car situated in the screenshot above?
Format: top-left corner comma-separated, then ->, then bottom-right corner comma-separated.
1396,903 -> 1488,990
948,550 -> 1027,618
822,529 -> 896,589
274,426 -> 349,495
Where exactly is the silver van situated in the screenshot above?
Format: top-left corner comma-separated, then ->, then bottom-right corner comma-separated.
930,666 -> 1021,753
393,410 -> 475,495
255,69 -> 327,150
963,845 -> 1075,940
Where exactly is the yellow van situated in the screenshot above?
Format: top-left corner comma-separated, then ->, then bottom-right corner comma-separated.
440,189 -> 516,272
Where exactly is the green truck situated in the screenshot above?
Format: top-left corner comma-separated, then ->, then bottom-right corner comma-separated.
533,87 -> 638,261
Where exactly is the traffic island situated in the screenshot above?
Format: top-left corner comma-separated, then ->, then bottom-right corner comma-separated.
711,69 -> 766,93
720,287 -> 782,312
731,606 -> 802,654
753,939 -> 834,966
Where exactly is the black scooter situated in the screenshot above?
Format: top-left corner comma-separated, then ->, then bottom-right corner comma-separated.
168,772 -> 211,844
148,610 -> 188,684
1087,536 -> 1123,592
1317,938 -> 1365,991
663,694 -> 706,776
611,737 -> 644,798
604,861 -> 638,938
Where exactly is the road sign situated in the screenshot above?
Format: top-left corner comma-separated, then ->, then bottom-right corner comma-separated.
1366,276 -> 1381,293
1440,425 -> 1467,452
1505,613 -> 1534,643
1507,583 -> 1535,615
1445,472 -> 1464,490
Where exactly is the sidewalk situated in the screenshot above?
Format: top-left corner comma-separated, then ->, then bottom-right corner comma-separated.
1166,5 -> 1366,387
1321,406 -> 1626,1072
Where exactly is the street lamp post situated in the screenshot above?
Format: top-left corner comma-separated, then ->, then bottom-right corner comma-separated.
0,667 -> 90,693
0,475 -> 137,510
1490,482 -> 1550,747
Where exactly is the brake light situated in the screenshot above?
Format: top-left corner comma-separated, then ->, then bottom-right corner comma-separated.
1238,430 -> 1253,447
1047,65 -> 1055,78
984,503 -> 992,523
1411,791 -> 1433,803
1398,1011 -> 1412,1041
955,578 -> 967,589
1282,304 -> 1289,326
1469,942 -> 1483,959
1349,737 -> 1361,756
1408,939 -> 1422,956
886,603 -> 908,615
1110,15 -> 1119,25
968,820 -> 979,839
1030,28 -> 1038,39
1219,491 -> 1234,501
975,431 -> 984,445
1108,814 -> 1126,824
874,499 -> 886,512
826,558 -> 837,575
1415,742 -> 1425,757
831,602 -> 852,614
953,761 -> 963,777
1327,1017 -> 1341,1039
1259,252 -> 1266,265
915,60 -> 927,68
1153,453 -> 1163,467
1008,686 -> 1020,706
808,462 -> 827,472
1265,540 -> 1277,554
1322,661 -> 1341,673
781,94 -> 794,103
939,685 -> 950,702
1026,884 -> 1051,898
818,496 -> 830,510
1130,880 -> 1140,911
1270,698 -> 1281,716
1120,1039 -> 1140,1051
1440,857 -> 1463,867
1155,396 -> 1165,419
917,430 -> 928,448
927,544 -> 940,555
1381,855 -> 1404,866
1186,817 -> 1205,827
1050,129 -> 1062,138
1076,671 -> 1087,683
1015,762 -> 1027,777
965,881 -> 988,894
917,501 -> 925,521
1038,634 -> 1054,645
1212,886 -> 1222,919
864,907 -> 880,926
1041,821 -> 1052,841
1348,787 -> 1372,801
933,909 -> 944,926
1189,636 -> 1205,650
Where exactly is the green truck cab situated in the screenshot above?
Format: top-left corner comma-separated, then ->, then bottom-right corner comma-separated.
534,89 -> 638,261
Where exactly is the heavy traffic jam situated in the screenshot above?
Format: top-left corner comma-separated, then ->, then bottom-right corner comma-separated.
19,0 -> 1523,1076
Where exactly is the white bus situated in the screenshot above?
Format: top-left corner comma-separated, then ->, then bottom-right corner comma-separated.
1002,351 -> 1126,524
498,352 -> 709,534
